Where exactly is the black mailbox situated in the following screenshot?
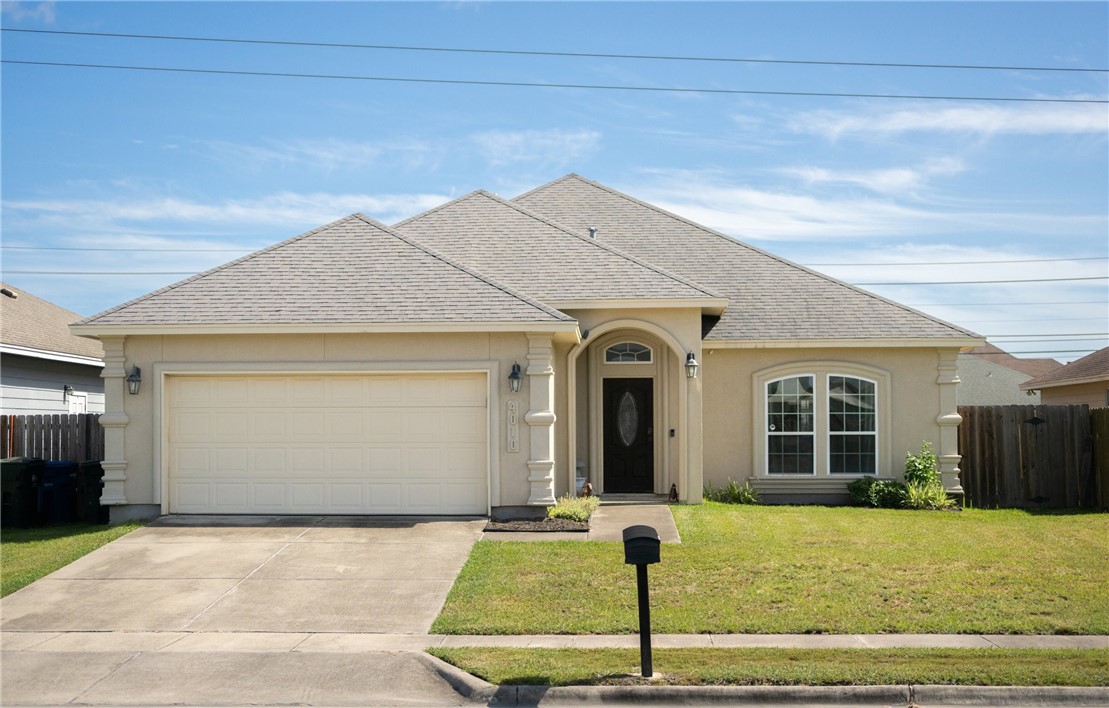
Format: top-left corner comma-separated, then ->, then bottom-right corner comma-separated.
622,525 -> 661,565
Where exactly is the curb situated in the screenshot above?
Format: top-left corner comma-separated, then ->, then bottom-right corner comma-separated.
913,685 -> 1109,706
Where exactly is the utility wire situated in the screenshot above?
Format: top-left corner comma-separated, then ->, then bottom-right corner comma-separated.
907,301 -> 1105,307
4,59 -> 1104,104
988,333 -> 1108,338
855,276 -> 1108,285
5,28 -> 1107,74
809,256 -> 1108,266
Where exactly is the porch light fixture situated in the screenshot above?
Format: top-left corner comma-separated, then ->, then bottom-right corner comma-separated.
126,366 -> 142,395
508,362 -> 522,393
685,352 -> 699,380
62,384 -> 74,401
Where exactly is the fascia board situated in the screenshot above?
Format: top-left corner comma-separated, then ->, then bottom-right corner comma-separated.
703,337 -> 986,350
547,298 -> 729,315
1020,374 -> 1109,391
70,321 -> 581,338
0,343 -> 104,367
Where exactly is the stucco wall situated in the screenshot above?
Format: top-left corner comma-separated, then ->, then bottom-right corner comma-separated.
115,331 -> 536,511
701,346 -> 951,486
1039,382 -> 1109,408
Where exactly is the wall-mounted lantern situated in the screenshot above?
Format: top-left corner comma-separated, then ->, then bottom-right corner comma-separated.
126,366 -> 142,395
508,362 -> 522,393
62,384 -> 74,401
685,352 -> 699,380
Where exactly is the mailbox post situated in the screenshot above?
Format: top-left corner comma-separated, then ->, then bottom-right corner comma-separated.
622,524 -> 661,678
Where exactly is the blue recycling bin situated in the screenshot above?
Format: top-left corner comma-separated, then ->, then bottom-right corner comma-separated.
38,461 -> 78,525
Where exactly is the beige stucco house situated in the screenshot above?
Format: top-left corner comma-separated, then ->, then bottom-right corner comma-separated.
1020,347 -> 1109,408
72,175 -> 982,521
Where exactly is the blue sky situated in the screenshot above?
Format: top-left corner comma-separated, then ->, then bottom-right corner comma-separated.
2,1 -> 1106,362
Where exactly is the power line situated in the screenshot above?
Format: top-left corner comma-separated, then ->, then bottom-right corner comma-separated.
907,301 -> 1105,306
985,338 -> 1107,344
4,271 -> 195,275
856,276 -> 1108,285
809,256 -> 1109,266
4,59 -> 1105,104
2,245 -> 252,253
988,333 -> 1107,338
960,317 -> 1107,323
1004,349 -> 1098,355
5,28 -> 1106,74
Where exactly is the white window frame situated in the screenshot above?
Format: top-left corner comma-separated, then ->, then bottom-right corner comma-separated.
765,373 -> 816,476
753,362 -> 891,479
825,374 -> 878,476
604,341 -> 653,364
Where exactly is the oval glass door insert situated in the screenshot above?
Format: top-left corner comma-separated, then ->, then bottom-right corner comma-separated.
617,391 -> 638,447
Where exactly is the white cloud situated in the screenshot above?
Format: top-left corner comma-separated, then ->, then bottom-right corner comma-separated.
472,129 -> 601,167
3,191 -> 451,232
1,1 -> 55,23
196,138 -> 436,172
780,157 -> 967,194
788,104 -> 1109,139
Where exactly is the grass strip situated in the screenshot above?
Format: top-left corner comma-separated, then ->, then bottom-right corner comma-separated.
432,506 -> 1109,635
429,647 -> 1109,687
1,522 -> 146,596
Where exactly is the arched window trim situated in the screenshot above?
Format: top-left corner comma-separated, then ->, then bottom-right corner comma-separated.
604,341 -> 653,364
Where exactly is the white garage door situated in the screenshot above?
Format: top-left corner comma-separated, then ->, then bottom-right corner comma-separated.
167,373 -> 488,515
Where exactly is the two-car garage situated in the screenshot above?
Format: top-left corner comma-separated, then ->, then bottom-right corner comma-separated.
165,373 -> 489,515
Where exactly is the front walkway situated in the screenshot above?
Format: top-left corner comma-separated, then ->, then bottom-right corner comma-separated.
482,500 -> 683,542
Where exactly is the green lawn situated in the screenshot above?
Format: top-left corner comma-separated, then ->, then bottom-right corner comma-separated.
1,522 -> 145,596
432,504 -> 1109,634
429,647 -> 1109,687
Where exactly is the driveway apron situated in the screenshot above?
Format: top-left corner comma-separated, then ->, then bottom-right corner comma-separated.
0,515 -> 486,635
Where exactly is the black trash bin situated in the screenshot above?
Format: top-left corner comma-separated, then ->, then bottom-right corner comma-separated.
77,460 -> 109,525
1,457 -> 44,528
38,461 -> 79,525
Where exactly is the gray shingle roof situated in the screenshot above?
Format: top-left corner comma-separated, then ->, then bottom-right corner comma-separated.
1,283 -> 104,359
1021,346 -> 1109,389
957,354 -> 1038,405
515,174 -> 980,341
392,190 -> 722,303
79,214 -> 572,327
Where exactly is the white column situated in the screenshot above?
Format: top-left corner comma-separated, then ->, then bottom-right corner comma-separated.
524,333 -> 557,506
685,348 -> 704,504
98,336 -> 130,505
936,349 -> 964,494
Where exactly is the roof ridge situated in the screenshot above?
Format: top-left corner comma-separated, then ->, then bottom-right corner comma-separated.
350,213 -> 573,322
531,173 -> 980,340
466,190 -> 724,300
79,213 -> 366,325
1022,346 -> 1109,388
390,188 -> 485,229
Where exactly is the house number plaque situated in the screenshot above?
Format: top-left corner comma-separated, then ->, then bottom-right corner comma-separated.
506,400 -> 520,452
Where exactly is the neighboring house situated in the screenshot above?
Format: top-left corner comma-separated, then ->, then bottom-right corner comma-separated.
1,282 -> 105,415
1020,347 -> 1109,407
956,344 -> 1059,405
70,174 -> 982,521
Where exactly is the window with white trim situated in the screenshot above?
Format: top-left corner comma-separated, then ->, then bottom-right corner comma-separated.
763,370 -> 881,477
605,342 -> 652,363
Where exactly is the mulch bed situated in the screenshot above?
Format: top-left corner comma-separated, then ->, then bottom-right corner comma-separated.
484,517 -> 589,533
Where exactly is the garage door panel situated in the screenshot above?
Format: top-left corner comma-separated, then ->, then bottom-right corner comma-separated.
168,374 -> 488,514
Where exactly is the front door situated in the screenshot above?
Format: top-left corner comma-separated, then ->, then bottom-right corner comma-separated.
603,378 -> 654,493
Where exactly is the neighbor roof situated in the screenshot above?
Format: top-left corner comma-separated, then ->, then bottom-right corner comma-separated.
393,190 -> 723,306
515,174 -> 980,342
965,343 -> 1061,379
77,215 -> 572,328
1021,346 -> 1109,390
1,282 -> 104,361
957,353 -> 1037,406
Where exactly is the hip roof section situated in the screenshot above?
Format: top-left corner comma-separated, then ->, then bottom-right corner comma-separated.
515,174 -> 980,342
392,190 -> 722,304
78,214 -> 573,328
1,282 -> 104,360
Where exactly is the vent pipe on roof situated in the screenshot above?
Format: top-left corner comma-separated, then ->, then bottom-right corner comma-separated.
1,288 -> 17,299
588,226 -> 598,239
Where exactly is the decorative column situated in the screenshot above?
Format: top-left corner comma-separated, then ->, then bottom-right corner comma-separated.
685,348 -> 705,504
524,333 -> 557,506
936,349 -> 964,495
98,336 -> 130,505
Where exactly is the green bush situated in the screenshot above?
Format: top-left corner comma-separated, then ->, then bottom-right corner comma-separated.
547,495 -> 600,522
903,480 -> 956,510
704,478 -> 761,504
904,441 -> 940,486
869,479 -> 908,509
847,476 -> 877,506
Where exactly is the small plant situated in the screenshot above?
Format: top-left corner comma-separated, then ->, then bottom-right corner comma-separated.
704,478 -> 761,504
869,479 -> 908,509
547,494 -> 600,523
904,441 -> 940,486
847,476 -> 877,506
903,480 -> 956,510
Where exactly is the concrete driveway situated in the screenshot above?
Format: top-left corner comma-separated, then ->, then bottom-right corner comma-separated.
1,515 -> 485,635
1,515 -> 487,706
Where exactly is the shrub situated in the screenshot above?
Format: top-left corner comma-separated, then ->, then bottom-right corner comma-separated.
547,495 -> 600,523
903,480 -> 956,510
704,478 -> 761,504
904,441 -> 940,486
847,476 -> 877,506
869,479 -> 908,509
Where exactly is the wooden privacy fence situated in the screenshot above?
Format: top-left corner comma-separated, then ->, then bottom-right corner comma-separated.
1,414 -> 104,462
958,405 -> 1105,509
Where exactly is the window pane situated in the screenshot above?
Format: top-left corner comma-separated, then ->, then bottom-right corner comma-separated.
830,434 -> 876,475
768,435 -> 814,475
605,342 -> 652,363
829,376 -> 875,432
